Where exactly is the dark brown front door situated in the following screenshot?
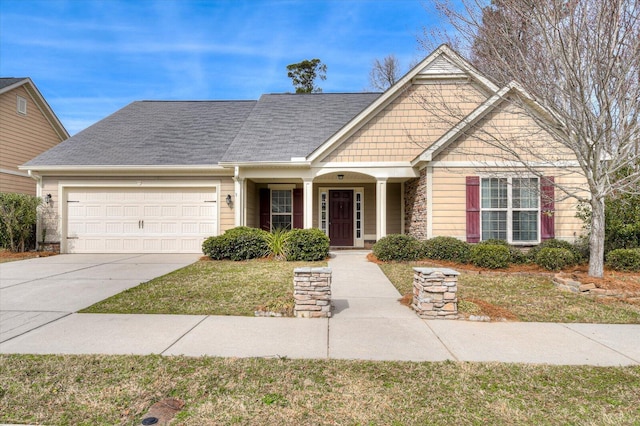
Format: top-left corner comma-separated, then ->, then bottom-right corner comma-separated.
329,190 -> 353,246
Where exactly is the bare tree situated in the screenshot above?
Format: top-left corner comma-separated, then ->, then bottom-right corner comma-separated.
369,54 -> 402,91
420,0 -> 640,277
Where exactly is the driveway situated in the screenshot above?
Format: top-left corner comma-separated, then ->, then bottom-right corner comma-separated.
0,254 -> 200,343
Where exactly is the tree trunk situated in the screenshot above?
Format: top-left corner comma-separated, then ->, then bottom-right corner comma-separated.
588,197 -> 606,278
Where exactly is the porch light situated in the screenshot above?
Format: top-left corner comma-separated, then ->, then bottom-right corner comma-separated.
226,194 -> 233,207
337,174 -> 344,180
44,194 -> 52,205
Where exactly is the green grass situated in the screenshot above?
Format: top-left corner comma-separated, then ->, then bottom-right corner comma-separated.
0,354 -> 638,425
82,259 -> 325,316
379,263 -> 640,323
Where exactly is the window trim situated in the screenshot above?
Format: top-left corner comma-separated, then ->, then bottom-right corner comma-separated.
479,176 -> 540,245
270,188 -> 293,230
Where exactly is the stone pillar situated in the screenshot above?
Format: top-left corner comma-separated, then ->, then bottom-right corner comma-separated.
294,267 -> 332,318
412,267 -> 459,319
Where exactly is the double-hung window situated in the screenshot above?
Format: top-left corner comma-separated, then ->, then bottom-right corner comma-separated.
481,177 -> 539,243
271,189 -> 292,230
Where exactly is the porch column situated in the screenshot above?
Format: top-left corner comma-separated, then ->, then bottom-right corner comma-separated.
233,167 -> 244,227
303,178 -> 313,229
376,178 -> 387,240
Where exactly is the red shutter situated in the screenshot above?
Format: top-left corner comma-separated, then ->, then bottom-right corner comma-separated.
466,176 -> 481,243
259,188 -> 271,231
540,176 -> 555,240
293,188 -> 304,229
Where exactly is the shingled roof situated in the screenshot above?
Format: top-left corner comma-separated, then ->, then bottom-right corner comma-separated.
25,101 -> 257,166
24,92 -> 381,167
222,93 -> 380,162
0,78 -> 28,91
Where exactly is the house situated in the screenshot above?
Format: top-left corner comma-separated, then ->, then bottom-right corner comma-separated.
0,78 -> 69,195
21,45 -> 585,254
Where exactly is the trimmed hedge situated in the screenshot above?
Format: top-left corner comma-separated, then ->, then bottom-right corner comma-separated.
527,239 -> 584,263
372,234 -> 421,261
606,248 -> 640,272
421,236 -> 471,263
535,248 -> 575,271
469,244 -> 511,269
286,228 -> 330,261
202,227 -> 269,260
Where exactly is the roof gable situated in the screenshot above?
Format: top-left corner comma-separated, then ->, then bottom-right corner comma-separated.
412,81 -> 564,165
0,77 -> 69,140
306,45 -> 499,163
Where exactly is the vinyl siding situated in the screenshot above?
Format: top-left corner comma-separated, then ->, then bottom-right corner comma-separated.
0,85 -> 65,194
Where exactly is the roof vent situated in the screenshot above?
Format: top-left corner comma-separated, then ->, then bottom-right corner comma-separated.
17,96 -> 27,115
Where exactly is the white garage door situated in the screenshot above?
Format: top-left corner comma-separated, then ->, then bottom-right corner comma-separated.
66,187 -> 217,253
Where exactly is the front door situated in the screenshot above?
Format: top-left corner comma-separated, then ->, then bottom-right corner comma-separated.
329,190 -> 353,246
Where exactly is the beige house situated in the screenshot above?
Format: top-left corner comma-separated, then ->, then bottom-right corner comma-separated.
22,45 -> 585,254
1,78 -> 69,195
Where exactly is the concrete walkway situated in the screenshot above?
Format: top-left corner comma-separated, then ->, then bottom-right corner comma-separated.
1,251 -> 639,366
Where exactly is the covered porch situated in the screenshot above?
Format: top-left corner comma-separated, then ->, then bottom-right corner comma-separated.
232,169 -> 416,247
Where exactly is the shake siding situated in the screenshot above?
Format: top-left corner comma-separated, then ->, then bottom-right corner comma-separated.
0,85 -> 65,195
321,82 -> 488,163
438,98 -> 575,162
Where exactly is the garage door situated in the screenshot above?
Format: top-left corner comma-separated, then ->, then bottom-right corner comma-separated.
66,187 -> 217,253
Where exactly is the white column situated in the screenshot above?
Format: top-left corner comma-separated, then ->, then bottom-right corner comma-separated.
400,181 -> 405,235
233,166 -> 243,227
376,178 -> 387,240
303,178 -> 313,229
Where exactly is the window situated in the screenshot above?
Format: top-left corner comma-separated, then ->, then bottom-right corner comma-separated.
481,177 -> 539,243
271,189 -> 292,230
320,192 -> 327,235
17,96 -> 27,115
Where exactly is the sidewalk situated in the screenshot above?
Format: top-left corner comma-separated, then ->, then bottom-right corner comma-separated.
1,251 -> 639,366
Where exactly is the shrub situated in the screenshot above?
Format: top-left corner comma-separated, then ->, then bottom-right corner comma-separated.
606,248 -> 640,272
285,228 -> 330,261
372,234 -> 420,261
535,248 -> 576,271
202,227 -> 268,260
527,239 -> 584,263
265,228 -> 290,260
509,247 -> 530,264
0,192 -> 40,252
479,238 -> 510,247
469,244 -> 511,269
421,236 -> 471,263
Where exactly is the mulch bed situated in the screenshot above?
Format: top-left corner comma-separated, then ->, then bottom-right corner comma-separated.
366,252 -> 640,295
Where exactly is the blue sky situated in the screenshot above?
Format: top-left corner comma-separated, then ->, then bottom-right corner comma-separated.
1,0 -> 445,135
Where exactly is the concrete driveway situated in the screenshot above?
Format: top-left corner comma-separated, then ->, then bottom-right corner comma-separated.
0,253 -> 200,343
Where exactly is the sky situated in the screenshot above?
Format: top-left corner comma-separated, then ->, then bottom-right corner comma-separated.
0,0 -> 447,135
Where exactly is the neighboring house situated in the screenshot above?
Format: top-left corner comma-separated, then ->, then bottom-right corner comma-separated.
21,45 -> 585,254
0,78 -> 69,195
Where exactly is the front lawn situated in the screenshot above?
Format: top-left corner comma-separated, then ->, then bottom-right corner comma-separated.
379,262 -> 640,323
82,259 -> 325,316
1,354 -> 639,425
